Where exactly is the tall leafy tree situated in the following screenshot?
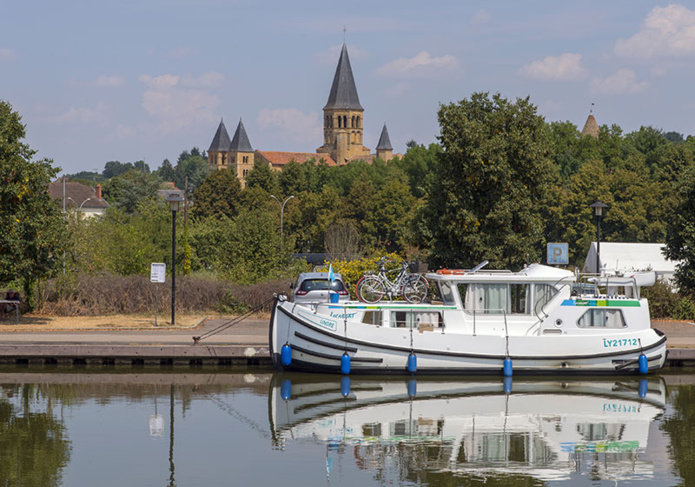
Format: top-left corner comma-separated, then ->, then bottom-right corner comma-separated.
101,169 -> 162,213
174,148 -> 209,191
0,101 -> 65,306
191,168 -> 242,220
423,92 -> 553,270
665,166 -> 695,295
245,160 -> 280,195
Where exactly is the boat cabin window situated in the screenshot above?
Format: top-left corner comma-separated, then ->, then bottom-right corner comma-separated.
362,311 -> 382,326
577,309 -> 626,328
390,310 -> 442,329
459,283 -> 558,315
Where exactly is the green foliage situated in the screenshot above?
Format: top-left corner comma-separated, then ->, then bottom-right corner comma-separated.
191,168 -> 242,220
174,148 -> 209,191
101,169 -> 162,213
665,166 -> 695,295
0,391 -> 71,486
0,100 -> 65,307
424,92 -> 553,270
673,297 -> 695,321
245,160 -> 280,194
326,252 -> 403,299
68,199 -> 173,276
641,279 -> 680,319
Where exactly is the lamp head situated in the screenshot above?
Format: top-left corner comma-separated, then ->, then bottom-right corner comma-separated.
166,191 -> 184,212
590,200 -> 608,218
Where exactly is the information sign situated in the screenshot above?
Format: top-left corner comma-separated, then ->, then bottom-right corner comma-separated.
150,263 -> 166,283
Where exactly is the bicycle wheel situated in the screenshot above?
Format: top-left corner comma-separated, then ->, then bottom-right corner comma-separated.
402,275 -> 429,303
357,276 -> 386,303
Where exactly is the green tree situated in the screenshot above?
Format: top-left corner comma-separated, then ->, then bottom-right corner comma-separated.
423,92 -> 553,270
665,166 -> 695,295
174,148 -> 209,191
101,169 -> 162,213
278,160 -> 309,196
191,168 -> 242,220
245,160 -> 280,194
102,160 -> 134,179
0,101 -> 65,306
157,158 -> 176,183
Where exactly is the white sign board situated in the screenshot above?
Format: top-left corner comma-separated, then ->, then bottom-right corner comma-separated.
150,263 -> 166,283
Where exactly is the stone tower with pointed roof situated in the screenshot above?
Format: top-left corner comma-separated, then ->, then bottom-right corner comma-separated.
581,112 -> 599,139
207,118 -> 255,186
317,43 -> 370,164
375,124 -> 394,161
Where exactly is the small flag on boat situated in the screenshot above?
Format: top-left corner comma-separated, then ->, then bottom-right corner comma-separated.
328,264 -> 335,282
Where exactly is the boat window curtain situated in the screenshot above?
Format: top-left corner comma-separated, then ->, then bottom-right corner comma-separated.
467,284 -> 507,314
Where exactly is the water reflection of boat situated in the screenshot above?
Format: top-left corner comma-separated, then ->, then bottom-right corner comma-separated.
269,374 -> 666,483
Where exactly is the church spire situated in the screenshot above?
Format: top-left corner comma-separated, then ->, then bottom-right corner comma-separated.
376,124 -> 393,151
208,118 -> 232,152
229,118 -> 253,152
324,43 -> 363,110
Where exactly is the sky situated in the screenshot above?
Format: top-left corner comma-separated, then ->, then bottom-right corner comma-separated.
3,1 -> 695,176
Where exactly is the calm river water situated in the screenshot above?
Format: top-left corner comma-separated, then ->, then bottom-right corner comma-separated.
1,367 -> 694,486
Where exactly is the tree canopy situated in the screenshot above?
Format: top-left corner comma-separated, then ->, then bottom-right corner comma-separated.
422,92 -> 553,270
0,100 -> 65,304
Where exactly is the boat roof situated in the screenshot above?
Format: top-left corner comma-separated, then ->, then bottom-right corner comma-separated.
427,263 -> 575,283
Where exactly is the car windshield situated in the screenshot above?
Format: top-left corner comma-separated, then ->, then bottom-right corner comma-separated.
299,279 -> 345,292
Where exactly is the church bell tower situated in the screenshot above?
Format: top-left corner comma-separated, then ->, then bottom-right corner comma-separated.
317,43 -> 370,164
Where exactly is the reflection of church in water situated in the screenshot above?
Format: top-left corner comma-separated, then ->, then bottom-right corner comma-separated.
207,43 -> 397,186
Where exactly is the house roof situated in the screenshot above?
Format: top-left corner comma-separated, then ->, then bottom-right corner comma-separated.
376,124 -> 393,151
48,180 -> 109,209
256,151 -> 337,166
208,118 -> 232,152
324,43 -> 363,111
229,119 -> 253,152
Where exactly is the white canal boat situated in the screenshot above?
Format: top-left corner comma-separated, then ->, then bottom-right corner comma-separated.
269,263 -> 667,375
269,375 -> 667,483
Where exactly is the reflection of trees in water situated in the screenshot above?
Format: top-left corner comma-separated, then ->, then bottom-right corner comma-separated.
0,385 -> 71,487
661,384 -> 695,486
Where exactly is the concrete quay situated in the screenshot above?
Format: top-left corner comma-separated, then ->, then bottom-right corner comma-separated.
0,318 -> 692,368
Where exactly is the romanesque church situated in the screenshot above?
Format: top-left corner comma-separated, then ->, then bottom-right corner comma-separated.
207,43 -> 397,186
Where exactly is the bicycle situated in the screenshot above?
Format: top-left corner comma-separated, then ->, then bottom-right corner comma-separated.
356,258 -> 429,304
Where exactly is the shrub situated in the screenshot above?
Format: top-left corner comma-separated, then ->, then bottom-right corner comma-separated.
641,279 -> 680,319
327,252 -> 404,299
36,273 -> 291,316
673,297 -> 695,321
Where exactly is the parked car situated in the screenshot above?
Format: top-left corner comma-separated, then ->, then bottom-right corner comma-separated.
292,272 -> 349,304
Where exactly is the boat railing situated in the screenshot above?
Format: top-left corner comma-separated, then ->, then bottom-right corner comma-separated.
573,271 -> 654,299
466,308 -> 507,336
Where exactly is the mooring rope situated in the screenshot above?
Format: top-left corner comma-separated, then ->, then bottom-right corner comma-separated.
192,295 -> 277,344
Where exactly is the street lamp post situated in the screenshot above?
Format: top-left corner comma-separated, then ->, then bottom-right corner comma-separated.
270,195 -> 294,249
590,200 -> 608,275
67,196 -> 92,211
166,192 -> 184,326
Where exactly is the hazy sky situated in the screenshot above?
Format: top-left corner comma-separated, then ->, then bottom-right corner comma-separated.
3,1 -> 694,175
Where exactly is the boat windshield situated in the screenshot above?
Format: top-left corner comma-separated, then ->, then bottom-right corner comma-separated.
456,283 -> 558,315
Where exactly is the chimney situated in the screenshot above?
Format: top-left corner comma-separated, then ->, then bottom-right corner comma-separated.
96,183 -> 102,199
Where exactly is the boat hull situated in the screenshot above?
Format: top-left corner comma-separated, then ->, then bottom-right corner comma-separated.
270,298 -> 667,375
